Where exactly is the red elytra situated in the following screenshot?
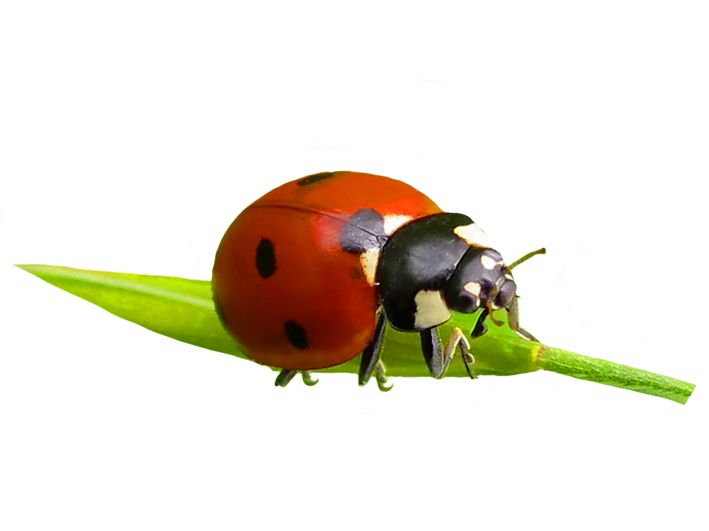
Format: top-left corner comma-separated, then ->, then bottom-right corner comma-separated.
212,171 -> 442,371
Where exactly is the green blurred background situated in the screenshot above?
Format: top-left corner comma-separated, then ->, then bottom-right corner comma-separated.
0,77 -> 707,477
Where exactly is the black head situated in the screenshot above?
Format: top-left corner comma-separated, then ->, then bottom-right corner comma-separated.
444,247 -> 517,316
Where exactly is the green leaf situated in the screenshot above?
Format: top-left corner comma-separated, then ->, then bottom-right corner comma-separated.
15,264 -> 240,357
0,264 -> 694,395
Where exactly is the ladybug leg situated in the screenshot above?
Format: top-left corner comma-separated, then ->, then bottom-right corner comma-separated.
447,327 -> 477,379
301,371 -> 319,386
422,327 -> 477,379
471,307 -> 490,339
421,327 -> 451,379
506,298 -> 539,342
374,361 -> 393,392
358,311 -> 388,387
275,369 -> 297,387
461,352 -> 477,380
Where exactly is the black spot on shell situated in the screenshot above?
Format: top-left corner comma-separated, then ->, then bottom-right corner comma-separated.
340,208 -> 387,254
256,238 -> 277,278
297,172 -> 335,186
284,321 -> 309,349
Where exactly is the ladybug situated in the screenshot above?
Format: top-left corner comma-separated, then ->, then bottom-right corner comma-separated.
212,171 -> 540,390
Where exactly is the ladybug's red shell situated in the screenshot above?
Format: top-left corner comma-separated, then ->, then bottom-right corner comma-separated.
212,171 -> 442,370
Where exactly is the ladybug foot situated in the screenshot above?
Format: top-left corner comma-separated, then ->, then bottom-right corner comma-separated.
514,327 -> 539,343
374,361 -> 393,392
376,378 -> 393,392
461,351 -> 478,380
303,371 -> 318,387
274,369 -> 296,387
274,369 -> 319,388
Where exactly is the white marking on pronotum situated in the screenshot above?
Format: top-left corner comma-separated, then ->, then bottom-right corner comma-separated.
413,290 -> 452,330
454,223 -> 490,248
383,214 -> 413,235
480,254 -> 500,270
360,247 -> 380,286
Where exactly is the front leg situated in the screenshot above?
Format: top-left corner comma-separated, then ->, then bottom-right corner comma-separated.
448,327 -> 477,379
507,297 -> 539,342
471,307 -> 490,338
421,326 -> 477,379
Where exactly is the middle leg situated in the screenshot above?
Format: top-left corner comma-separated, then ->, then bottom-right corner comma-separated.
358,310 -> 389,387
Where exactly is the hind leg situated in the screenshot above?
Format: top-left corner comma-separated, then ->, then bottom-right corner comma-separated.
274,369 -> 297,387
274,369 -> 319,387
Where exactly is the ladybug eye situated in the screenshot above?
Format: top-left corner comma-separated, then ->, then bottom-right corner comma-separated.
495,278 -> 516,309
458,293 -> 477,308
454,292 -> 480,313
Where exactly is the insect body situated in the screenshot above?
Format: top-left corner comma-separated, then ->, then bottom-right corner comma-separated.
212,171 -> 537,389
